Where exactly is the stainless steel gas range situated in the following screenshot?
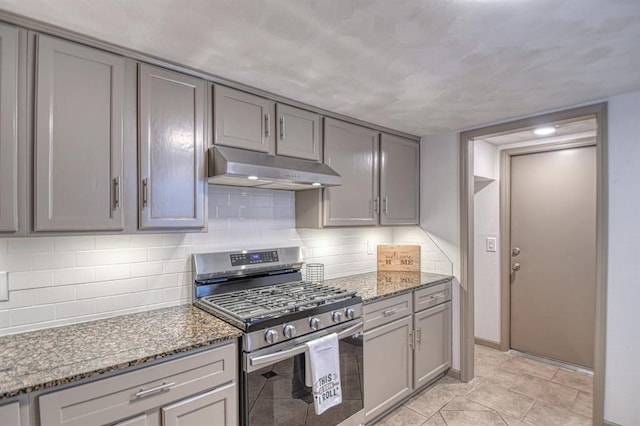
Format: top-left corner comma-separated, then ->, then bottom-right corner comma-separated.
192,247 -> 365,426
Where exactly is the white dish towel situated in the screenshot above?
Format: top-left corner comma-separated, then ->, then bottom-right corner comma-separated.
305,333 -> 342,415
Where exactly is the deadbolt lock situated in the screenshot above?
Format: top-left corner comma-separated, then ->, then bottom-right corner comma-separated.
511,247 -> 521,256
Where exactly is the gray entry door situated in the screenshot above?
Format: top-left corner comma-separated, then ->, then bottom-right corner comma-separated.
510,145 -> 596,368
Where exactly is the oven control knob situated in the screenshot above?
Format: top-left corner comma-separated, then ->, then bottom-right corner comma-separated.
332,311 -> 343,323
264,329 -> 279,344
345,308 -> 356,320
283,324 -> 296,339
309,317 -> 321,330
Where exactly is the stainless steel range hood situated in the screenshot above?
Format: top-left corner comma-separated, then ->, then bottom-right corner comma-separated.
207,145 -> 342,190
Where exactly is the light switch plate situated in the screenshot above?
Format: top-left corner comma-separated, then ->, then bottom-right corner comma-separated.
366,241 -> 375,255
486,237 -> 497,252
0,271 -> 8,302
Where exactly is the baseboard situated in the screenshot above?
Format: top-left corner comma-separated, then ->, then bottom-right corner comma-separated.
474,337 -> 502,351
447,368 -> 461,380
603,421 -> 623,426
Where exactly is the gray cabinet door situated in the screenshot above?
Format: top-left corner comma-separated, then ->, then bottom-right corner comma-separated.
138,64 -> 206,229
413,302 -> 451,389
213,85 -> 273,153
0,23 -> 18,233
162,384 -> 237,426
363,315 -> 413,422
323,118 -> 379,226
380,134 -> 419,225
34,35 -> 124,231
275,103 -> 320,161
0,401 -> 21,426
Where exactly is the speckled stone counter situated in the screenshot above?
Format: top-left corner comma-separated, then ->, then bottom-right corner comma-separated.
0,305 -> 241,399
325,271 -> 452,303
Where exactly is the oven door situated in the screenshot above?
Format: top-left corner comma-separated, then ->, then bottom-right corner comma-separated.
242,321 -> 364,426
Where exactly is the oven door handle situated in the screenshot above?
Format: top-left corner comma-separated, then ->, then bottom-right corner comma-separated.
248,322 -> 363,369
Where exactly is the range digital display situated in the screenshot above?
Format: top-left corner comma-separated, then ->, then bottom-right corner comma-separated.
230,250 -> 279,266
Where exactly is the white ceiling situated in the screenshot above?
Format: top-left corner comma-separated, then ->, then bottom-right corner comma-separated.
1,0 -> 639,136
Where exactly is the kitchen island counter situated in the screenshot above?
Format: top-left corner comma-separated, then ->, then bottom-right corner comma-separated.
325,271 -> 452,304
0,304 -> 241,399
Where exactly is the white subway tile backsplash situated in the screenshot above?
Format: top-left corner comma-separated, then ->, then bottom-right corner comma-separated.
9,270 -> 54,291
56,300 -> 96,319
0,311 -> 9,328
11,305 -> 55,326
95,264 -> 131,282
33,286 -> 76,305
8,238 -> 54,254
131,261 -> 164,278
110,277 -> 148,295
54,267 -> 95,286
29,252 -> 76,271
0,183 -> 450,336
148,274 -> 178,290
75,248 -> 148,267
54,236 -> 95,252
0,289 -> 34,309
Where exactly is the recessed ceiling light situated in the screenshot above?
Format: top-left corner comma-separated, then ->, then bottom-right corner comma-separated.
533,126 -> 556,136
247,175 -> 259,180
311,182 -> 322,187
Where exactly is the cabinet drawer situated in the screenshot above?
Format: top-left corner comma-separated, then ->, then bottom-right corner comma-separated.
363,293 -> 412,330
414,282 -> 451,312
39,343 -> 236,426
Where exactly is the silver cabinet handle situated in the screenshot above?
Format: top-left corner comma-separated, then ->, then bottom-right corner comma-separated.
409,330 -> 414,349
249,322 -> 363,370
280,116 -> 285,140
142,178 -> 149,208
430,293 -> 446,300
382,308 -> 397,317
264,113 -> 270,138
373,197 -> 380,213
416,328 -> 422,345
134,381 -> 175,399
113,176 -> 120,210
383,197 -> 388,214
511,262 -> 521,272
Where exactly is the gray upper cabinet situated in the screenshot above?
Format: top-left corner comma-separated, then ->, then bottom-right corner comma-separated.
0,23 -> 18,233
323,118 -> 379,226
275,103 -> 320,161
213,85 -> 273,153
34,35 -> 124,232
138,64 -> 206,229
380,134 -> 420,225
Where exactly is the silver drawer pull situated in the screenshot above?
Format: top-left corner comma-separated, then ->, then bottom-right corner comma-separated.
430,293 -> 446,300
382,308 -> 397,317
135,381 -> 175,399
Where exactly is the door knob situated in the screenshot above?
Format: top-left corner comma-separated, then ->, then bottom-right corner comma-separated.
512,247 -> 521,256
511,262 -> 521,272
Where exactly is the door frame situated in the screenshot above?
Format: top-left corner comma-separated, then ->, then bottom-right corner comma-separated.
459,103 -> 608,424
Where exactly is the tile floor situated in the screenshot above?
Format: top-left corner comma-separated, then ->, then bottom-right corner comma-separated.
375,345 -> 593,426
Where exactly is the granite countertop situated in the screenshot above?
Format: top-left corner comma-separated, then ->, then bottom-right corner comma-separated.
0,305 -> 241,400
325,271 -> 452,303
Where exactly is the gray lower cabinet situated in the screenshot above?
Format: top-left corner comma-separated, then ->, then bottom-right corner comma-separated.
213,85 -> 274,153
0,22 -> 18,233
38,342 -> 237,426
138,64 -> 206,229
414,302 -> 452,389
0,401 -> 21,426
363,283 -> 452,424
363,315 -> 413,422
380,134 -> 419,225
34,34 -> 125,232
275,103 -> 320,161
323,118 -> 379,226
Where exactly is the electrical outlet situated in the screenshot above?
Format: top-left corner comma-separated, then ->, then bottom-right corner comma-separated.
0,271 -> 8,302
486,237 -> 497,253
367,241 -> 375,255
